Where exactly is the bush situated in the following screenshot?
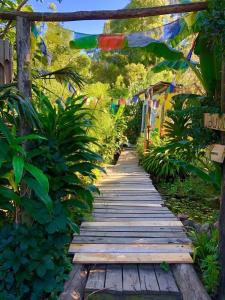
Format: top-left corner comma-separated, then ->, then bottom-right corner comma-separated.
0,223 -> 71,300
190,229 -> 220,296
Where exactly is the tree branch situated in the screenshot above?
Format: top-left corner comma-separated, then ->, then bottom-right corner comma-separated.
0,0 -> 29,39
0,2 -> 207,22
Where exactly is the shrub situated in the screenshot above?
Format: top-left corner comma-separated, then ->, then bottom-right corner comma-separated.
190,229 -> 220,296
0,223 -> 71,300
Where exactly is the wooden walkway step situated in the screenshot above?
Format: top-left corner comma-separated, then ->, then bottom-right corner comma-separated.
68,149 -> 193,299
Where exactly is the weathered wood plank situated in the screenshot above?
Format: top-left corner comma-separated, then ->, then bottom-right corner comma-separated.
93,209 -> 169,214
72,236 -> 191,244
69,243 -> 193,254
154,264 -> 180,294
60,264 -> 88,300
92,213 -> 175,218
123,264 -> 141,292
93,217 -> 177,221
172,264 -> 211,300
85,265 -> 106,291
104,264 -> 123,293
81,221 -> 183,227
80,226 -> 185,232
93,208 -> 170,213
138,264 -> 159,292
93,202 -> 162,207
76,231 -> 186,238
73,253 -> 193,264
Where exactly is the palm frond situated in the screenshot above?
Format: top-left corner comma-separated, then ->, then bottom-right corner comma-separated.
33,66 -> 85,89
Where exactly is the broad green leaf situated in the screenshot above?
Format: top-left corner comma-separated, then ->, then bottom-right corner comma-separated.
25,163 -> 49,192
145,41 -> 183,61
152,59 -> 191,73
0,187 -> 20,204
13,155 -> 24,185
24,177 -> 53,211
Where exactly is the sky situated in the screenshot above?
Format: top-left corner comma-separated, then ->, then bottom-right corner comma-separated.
28,0 -> 130,34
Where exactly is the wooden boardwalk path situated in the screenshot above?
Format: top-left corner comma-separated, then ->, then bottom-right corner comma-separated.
68,149 -> 193,299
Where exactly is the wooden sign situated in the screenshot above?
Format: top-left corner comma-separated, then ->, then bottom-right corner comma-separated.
207,144 -> 225,163
204,113 -> 225,131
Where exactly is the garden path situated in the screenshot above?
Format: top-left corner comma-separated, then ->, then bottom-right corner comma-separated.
68,149 -> 193,299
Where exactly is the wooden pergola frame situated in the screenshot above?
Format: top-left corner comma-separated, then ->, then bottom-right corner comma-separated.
4,3 -> 225,299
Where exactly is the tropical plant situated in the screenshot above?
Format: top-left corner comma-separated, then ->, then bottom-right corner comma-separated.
190,228 -> 220,296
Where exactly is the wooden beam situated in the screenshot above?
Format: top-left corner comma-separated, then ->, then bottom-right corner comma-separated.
172,264 -> 211,300
0,2 -> 207,21
219,55 -> 225,300
73,252 -> 193,264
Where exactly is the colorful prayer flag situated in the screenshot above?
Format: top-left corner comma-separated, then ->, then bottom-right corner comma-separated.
70,35 -> 98,49
127,32 -> 156,48
163,20 -> 181,40
98,34 -> 125,50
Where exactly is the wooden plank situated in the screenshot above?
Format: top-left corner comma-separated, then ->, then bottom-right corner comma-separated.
172,264 -> 211,300
85,264 -> 106,291
138,264 -> 159,292
92,213 -> 175,218
100,186 -> 155,189
154,265 -> 179,293
60,264 -> 88,300
104,264 -> 123,293
123,264 -> 141,292
93,202 -> 162,207
73,253 -> 193,264
81,221 -> 183,227
93,208 -> 170,213
72,236 -> 191,244
80,226 -> 184,232
76,231 -> 186,238
93,217 -> 177,221
69,243 -> 193,254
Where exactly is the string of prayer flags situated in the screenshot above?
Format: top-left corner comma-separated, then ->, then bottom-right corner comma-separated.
69,14 -> 196,51
163,19 -> 181,40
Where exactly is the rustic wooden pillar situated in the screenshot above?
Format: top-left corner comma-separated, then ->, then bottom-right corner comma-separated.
15,17 -> 32,224
219,55 -> 225,300
0,39 -> 13,84
16,16 -> 32,137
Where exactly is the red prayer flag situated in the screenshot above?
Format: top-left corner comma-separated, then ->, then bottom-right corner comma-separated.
99,34 -> 125,50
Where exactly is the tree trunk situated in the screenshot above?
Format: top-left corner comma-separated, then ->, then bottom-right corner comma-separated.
219,55 -> 225,300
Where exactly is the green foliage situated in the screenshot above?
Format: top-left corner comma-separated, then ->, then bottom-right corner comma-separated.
32,89 -> 103,224
160,262 -> 170,272
165,94 -> 219,147
190,229 -> 220,295
159,176 -> 219,223
0,223 -> 71,300
124,101 -> 142,144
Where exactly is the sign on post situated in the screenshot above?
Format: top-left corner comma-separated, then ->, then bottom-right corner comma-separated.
204,113 -> 225,131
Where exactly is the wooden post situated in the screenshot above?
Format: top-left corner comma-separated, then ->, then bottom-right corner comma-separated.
15,16 -> 31,224
16,16 -> 32,137
0,39 -> 13,84
219,55 -> 225,300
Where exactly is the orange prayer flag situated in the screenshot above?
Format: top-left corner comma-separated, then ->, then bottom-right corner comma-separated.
99,34 -> 125,50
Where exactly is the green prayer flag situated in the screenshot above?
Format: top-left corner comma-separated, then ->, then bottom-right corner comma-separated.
70,35 -> 98,49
